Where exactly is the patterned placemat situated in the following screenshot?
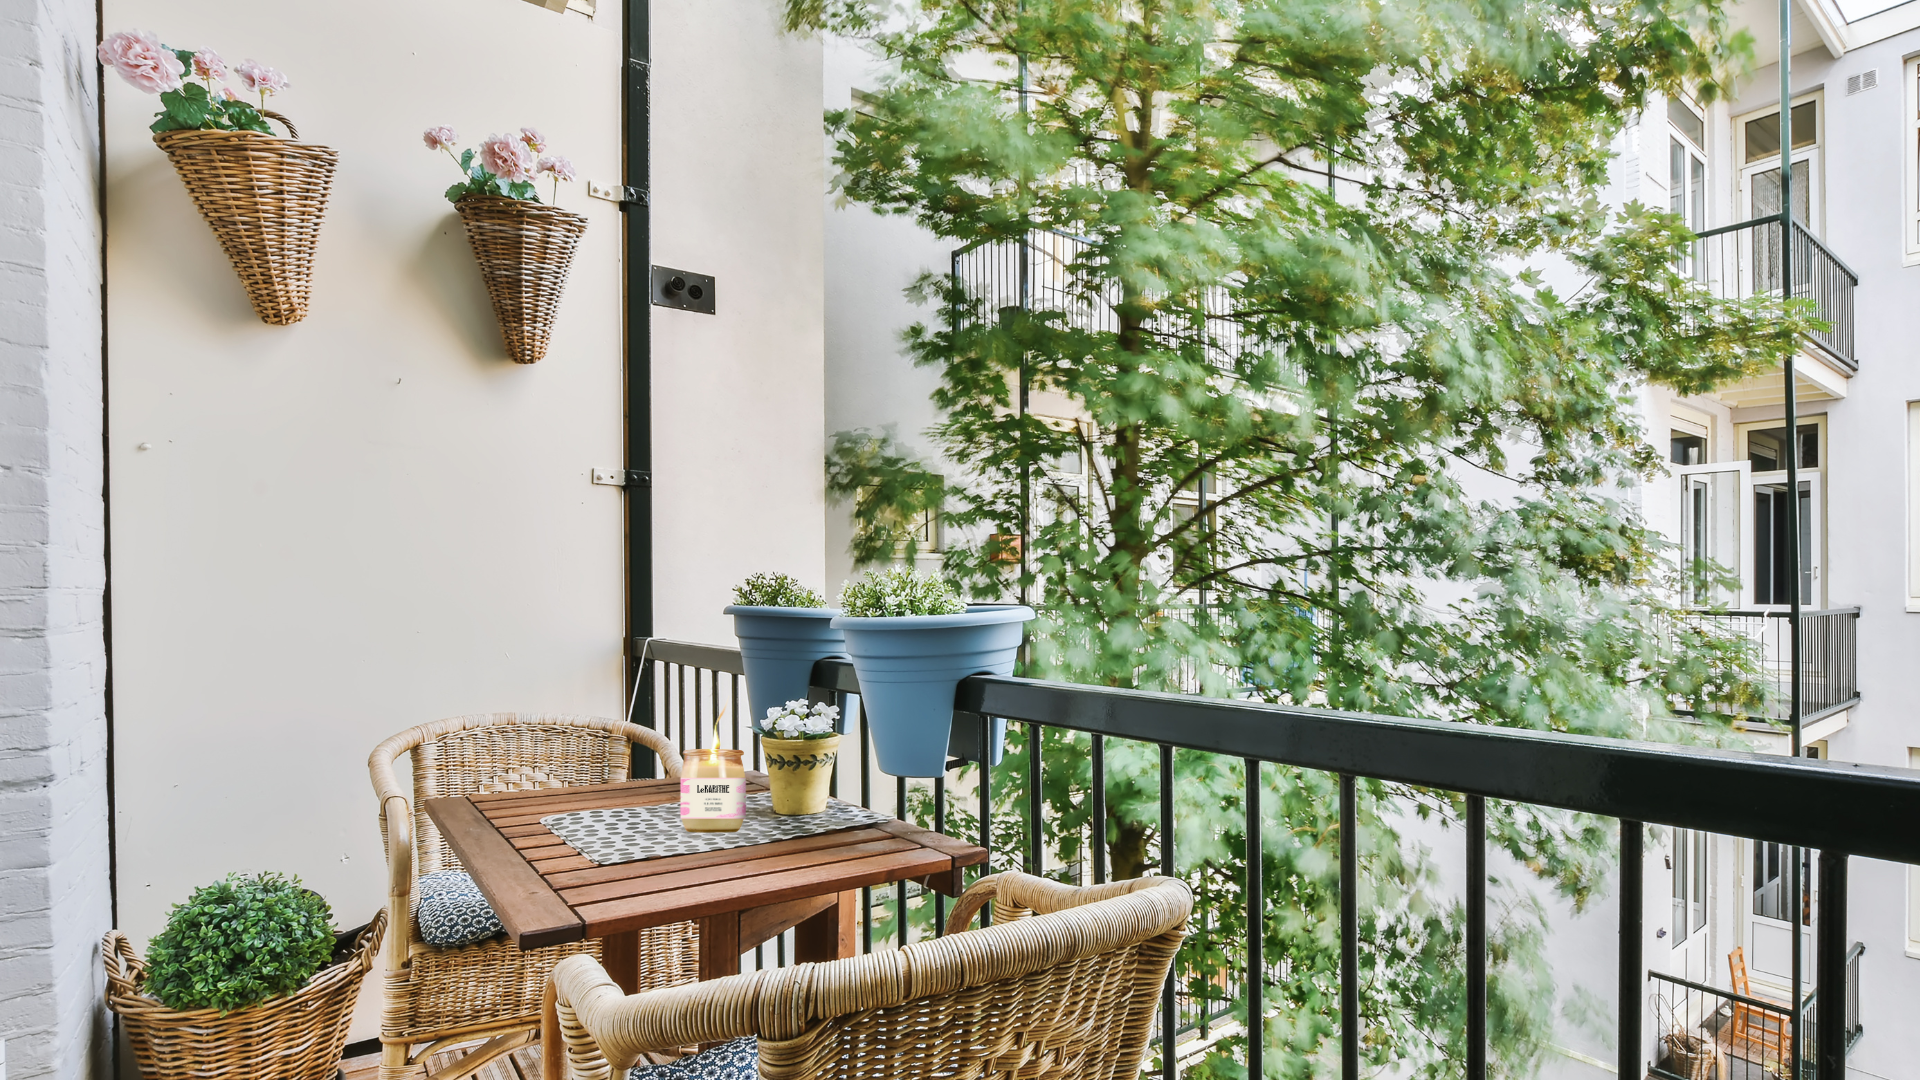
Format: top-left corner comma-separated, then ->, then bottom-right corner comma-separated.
541,793 -> 892,866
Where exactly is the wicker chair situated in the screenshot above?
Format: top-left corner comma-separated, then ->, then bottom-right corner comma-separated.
371,713 -> 699,1080
542,872 -> 1192,1080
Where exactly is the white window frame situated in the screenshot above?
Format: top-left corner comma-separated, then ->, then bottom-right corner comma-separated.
1736,94 -> 1824,238
1669,98 -> 1710,277
1909,402 -> 1920,610
1911,748 -> 1920,957
1906,59 -> 1920,265
1736,418 -> 1826,609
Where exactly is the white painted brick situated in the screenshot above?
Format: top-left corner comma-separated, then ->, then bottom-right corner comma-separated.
0,0 -> 109,1078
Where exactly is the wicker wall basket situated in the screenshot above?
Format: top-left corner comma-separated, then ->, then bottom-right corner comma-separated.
456,195 -> 589,364
152,112 -> 338,326
104,908 -> 386,1080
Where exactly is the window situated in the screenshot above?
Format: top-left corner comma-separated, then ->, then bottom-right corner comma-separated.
1910,403 -> 1920,610
1753,840 -> 1811,925
1671,431 -> 1706,465
1669,96 -> 1708,277
1911,749 -> 1920,955
1907,60 -> 1920,263
1740,420 -> 1823,607
1740,97 -> 1820,235
1672,828 -> 1708,942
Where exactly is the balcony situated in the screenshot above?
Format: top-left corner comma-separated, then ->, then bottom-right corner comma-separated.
1649,943 -> 1863,1080
1664,608 -> 1859,731
632,636 -> 1912,1078
1689,216 -> 1859,405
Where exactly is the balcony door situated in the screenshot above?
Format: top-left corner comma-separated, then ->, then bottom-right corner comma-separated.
1744,838 -> 1813,991
1670,828 -> 1710,983
1676,460 -> 1753,607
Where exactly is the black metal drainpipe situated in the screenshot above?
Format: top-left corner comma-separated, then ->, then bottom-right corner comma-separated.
624,0 -> 654,777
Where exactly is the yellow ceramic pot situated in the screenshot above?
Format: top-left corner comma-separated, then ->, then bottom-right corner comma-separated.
760,734 -> 840,815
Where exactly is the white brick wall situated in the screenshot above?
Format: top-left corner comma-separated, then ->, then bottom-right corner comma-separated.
0,0 -> 112,1077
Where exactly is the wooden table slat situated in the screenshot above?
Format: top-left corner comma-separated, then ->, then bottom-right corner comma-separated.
571,847 -> 955,937
553,836 -> 922,907
536,828 -> 901,889
423,797 -> 583,948
873,819 -> 991,867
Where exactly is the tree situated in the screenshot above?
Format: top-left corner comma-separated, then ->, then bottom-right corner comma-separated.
793,0 -> 1794,1075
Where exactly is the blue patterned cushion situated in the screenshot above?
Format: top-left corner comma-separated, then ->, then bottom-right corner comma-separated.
414,870 -> 505,946
627,1038 -> 757,1079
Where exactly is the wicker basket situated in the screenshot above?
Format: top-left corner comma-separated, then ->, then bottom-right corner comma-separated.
455,195 -> 589,364
105,908 -> 386,1080
152,112 -> 338,326
1662,1030 -> 1716,1080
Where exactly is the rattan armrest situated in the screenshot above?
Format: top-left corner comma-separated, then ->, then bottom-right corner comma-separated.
548,955 -> 761,1076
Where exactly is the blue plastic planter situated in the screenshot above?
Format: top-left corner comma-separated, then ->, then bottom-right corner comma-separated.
831,605 -> 1035,777
723,606 -> 847,731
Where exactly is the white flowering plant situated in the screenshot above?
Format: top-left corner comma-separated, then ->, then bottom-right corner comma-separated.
837,567 -> 965,618
762,700 -> 840,741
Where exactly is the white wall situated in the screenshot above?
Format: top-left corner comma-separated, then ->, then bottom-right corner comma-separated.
0,1 -> 113,1077
99,0 -> 822,1045
821,37 -> 952,597
653,1 -> 827,641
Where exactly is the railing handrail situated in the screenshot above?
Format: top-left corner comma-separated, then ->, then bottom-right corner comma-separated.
1646,969 -> 1794,1017
1673,607 -> 1861,619
636,638 -> 1920,865
1687,215 -> 1859,286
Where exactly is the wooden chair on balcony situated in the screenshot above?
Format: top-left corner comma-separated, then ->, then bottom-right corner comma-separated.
370,713 -> 698,1080
541,871 -> 1192,1080
1728,946 -> 1793,1071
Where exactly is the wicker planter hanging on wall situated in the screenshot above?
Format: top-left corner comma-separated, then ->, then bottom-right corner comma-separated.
104,908 -> 386,1080
152,112 -> 338,326
456,195 -> 589,364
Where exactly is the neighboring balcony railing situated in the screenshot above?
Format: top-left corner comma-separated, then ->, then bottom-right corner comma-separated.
631,636 -> 1917,1079
1666,608 -> 1859,724
1648,943 -> 1861,1080
1691,216 -> 1858,370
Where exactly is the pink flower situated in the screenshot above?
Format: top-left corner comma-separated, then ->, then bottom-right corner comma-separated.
518,127 -> 546,153
98,30 -> 184,94
422,126 -> 459,152
234,60 -> 289,96
221,87 -> 241,102
191,49 -> 225,82
536,155 -> 576,182
480,133 -> 536,183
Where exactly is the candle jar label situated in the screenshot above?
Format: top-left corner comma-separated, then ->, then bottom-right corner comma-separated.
680,777 -> 745,820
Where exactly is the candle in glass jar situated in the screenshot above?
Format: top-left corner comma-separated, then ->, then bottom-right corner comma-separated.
680,747 -> 745,832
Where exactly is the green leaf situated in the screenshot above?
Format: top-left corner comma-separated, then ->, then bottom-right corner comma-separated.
507,180 -> 537,202
445,182 -> 471,204
459,148 -> 475,172
178,81 -> 210,102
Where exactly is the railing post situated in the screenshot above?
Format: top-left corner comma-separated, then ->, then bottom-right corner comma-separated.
1160,742 -> 1176,1080
1620,820 -> 1644,1080
1466,796 -> 1486,1080
1246,759 -> 1263,1080
1341,774 -> 1358,1080
1816,851 -> 1849,1079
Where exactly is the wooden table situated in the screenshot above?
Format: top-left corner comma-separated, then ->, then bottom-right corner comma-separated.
425,775 -> 987,991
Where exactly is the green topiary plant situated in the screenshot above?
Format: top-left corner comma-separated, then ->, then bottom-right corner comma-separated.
143,872 -> 336,1013
838,567 -> 965,618
733,572 -> 826,608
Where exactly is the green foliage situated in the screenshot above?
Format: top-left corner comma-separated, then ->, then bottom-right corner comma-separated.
795,0 -> 1789,1073
143,872 -> 336,1014
733,572 -> 826,608
148,79 -> 273,136
838,566 -> 965,617
443,150 -> 541,206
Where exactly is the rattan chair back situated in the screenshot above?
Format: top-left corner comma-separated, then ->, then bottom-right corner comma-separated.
370,713 -> 692,1080
546,872 -> 1192,1080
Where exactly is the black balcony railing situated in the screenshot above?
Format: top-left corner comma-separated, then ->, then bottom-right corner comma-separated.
1691,215 -> 1859,370
631,637 -> 1918,1079
1666,608 -> 1859,724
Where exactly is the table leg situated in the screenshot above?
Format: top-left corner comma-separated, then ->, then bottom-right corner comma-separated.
601,930 -> 641,995
793,889 -> 858,963
699,912 -> 742,981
